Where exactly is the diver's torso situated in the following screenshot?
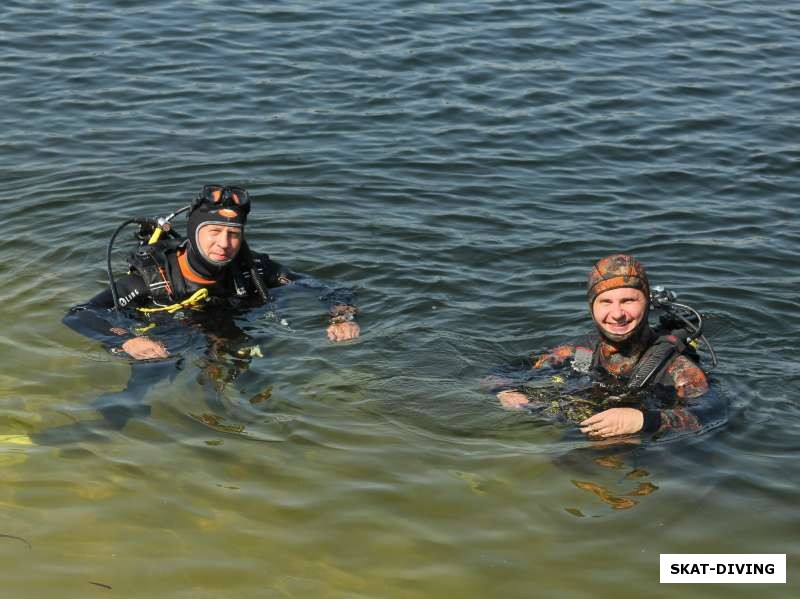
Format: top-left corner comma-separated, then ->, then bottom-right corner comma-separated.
129,239 -> 266,307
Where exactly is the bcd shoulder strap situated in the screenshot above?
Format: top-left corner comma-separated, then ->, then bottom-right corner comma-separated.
237,242 -> 270,301
628,330 -> 692,389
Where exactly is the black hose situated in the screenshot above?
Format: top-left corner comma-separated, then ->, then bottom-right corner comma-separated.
168,204 -> 192,223
664,301 -> 703,339
106,219 -> 136,311
251,266 -> 269,302
239,240 -> 269,302
661,300 -> 719,370
700,334 -> 719,370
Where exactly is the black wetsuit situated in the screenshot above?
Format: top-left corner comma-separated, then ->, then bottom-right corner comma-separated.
60,238 -> 357,432
65,238 -> 355,349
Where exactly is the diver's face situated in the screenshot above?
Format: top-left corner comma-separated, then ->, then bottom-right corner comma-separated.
197,224 -> 243,264
592,287 -> 647,342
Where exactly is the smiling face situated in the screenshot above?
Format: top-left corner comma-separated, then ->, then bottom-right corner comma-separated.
196,223 -> 243,264
591,287 -> 648,342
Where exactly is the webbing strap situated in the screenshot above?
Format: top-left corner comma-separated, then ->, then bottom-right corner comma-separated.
137,287 -> 209,314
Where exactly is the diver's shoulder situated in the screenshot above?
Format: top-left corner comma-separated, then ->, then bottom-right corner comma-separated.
665,353 -> 710,398
667,353 -> 707,375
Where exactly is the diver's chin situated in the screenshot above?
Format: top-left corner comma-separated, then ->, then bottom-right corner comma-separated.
207,256 -> 234,266
597,317 -> 652,348
601,330 -> 635,344
199,251 -> 234,267
596,322 -> 638,345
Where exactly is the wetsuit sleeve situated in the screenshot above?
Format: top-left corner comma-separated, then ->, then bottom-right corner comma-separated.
483,344 -> 579,395
256,253 -> 359,322
640,355 -> 727,435
258,256 -> 303,288
532,344 -> 580,369
62,274 -> 150,349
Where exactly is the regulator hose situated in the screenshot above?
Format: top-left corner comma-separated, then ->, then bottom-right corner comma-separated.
105,205 -> 192,312
106,218 -> 137,311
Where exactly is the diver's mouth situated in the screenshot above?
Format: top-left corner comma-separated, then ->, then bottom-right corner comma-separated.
604,320 -> 635,335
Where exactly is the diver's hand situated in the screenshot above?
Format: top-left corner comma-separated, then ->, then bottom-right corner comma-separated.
497,390 -> 531,410
327,321 -> 360,342
580,407 -> 643,438
120,336 -> 169,360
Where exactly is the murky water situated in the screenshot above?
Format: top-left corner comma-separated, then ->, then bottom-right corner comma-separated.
2,1 -> 798,597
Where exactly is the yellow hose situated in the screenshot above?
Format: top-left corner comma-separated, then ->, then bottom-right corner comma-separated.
137,288 -> 210,314
148,227 -> 163,244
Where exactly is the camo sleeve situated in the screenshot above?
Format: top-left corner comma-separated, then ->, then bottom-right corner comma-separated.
484,338 -> 592,396
532,345 -> 577,369
641,355 -> 727,435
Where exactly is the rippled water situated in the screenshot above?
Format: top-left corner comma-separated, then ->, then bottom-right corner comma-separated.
2,1 -> 798,597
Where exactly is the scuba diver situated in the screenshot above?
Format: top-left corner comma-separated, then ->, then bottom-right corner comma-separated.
490,254 -> 726,440
60,184 -> 360,433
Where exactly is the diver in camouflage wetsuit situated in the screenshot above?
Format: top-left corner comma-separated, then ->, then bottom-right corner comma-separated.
493,254 -> 725,439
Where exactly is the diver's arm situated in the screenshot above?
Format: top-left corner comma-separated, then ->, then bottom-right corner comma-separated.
63,303 -> 136,347
641,356 -> 725,435
531,344 -> 580,369
260,259 -> 303,288
497,390 -> 533,410
259,254 -> 358,310
488,344 -> 580,409
63,275 -> 146,343
84,274 -> 146,310
62,274 -> 167,358
579,357 -> 721,438
482,364 -> 534,409
580,408 -> 644,437
275,263 -> 359,317
260,253 -> 360,340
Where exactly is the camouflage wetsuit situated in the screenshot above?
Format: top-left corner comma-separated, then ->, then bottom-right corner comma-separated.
525,330 -> 723,436
492,253 -> 726,438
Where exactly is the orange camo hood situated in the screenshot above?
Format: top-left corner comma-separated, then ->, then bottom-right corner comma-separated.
587,254 -> 650,307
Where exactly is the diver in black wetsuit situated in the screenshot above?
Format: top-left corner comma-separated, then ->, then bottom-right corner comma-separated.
61,184 -> 360,431
67,184 -> 359,352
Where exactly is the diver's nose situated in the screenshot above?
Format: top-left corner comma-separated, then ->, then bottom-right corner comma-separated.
609,302 -> 627,321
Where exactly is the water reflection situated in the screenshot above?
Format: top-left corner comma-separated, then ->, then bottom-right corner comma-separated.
571,456 -> 660,513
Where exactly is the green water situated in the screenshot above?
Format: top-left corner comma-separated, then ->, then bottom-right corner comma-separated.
2,0 -> 798,596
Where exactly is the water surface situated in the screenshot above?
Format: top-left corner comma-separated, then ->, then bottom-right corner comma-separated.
2,1 -> 798,597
